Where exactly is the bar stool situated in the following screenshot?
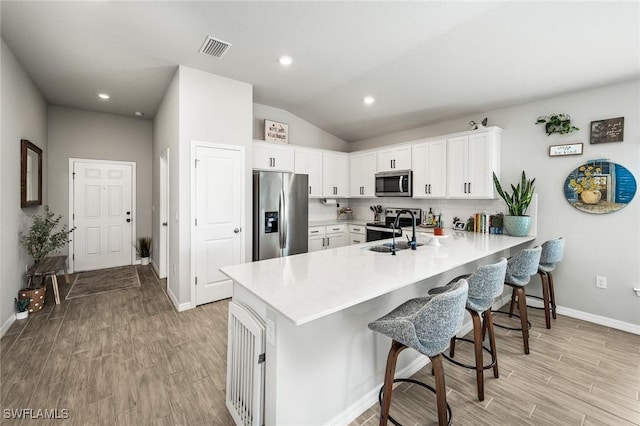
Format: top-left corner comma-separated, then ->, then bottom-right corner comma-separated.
494,246 -> 542,355
535,237 -> 565,328
368,279 -> 468,426
428,258 -> 507,401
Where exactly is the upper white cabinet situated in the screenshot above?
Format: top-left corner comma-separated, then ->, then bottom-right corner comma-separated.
349,152 -> 377,197
323,152 -> 349,197
446,129 -> 501,198
377,146 -> 412,172
294,148 -> 323,198
412,139 -> 447,198
253,141 -> 294,172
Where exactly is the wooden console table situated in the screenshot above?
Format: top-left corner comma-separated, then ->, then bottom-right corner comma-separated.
26,255 -> 70,305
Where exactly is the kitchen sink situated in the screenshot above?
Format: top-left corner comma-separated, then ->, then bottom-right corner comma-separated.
368,241 -> 424,252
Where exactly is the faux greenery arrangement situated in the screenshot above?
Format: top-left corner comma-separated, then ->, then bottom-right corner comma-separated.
535,113 -> 579,136
19,206 -> 72,264
135,237 -> 152,258
15,297 -> 31,313
492,171 -> 536,216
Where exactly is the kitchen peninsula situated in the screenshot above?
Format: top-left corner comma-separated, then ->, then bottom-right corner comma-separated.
221,231 -> 535,425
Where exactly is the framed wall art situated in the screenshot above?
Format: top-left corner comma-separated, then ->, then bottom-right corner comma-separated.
265,119 -> 289,144
590,117 -> 624,144
549,143 -> 583,157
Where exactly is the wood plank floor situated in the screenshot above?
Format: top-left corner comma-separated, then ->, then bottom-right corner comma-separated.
1,266 -> 639,425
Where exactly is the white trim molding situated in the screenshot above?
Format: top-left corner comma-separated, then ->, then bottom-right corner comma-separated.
167,285 -> 193,312
0,314 -> 16,338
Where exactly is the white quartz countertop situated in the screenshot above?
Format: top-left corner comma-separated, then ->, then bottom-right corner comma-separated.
308,219 -> 368,227
221,232 -> 535,326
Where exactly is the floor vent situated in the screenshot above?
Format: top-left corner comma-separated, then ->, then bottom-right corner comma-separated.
226,301 -> 265,426
199,36 -> 231,59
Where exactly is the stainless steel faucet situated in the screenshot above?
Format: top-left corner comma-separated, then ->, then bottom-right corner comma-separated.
390,224 -> 397,255
394,209 -> 417,250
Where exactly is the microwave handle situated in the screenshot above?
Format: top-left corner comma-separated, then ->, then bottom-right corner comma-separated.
399,175 -> 403,193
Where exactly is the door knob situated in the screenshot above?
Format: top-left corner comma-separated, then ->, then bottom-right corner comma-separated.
234,228 -> 241,233
126,211 -> 131,215
126,218 -> 131,223
162,222 -> 168,227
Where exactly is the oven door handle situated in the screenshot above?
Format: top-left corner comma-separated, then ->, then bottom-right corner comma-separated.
366,226 -> 402,234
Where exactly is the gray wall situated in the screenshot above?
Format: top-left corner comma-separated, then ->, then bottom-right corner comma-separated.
47,106 -> 154,256
253,103 -> 349,152
0,40 -> 48,331
350,79 -> 640,326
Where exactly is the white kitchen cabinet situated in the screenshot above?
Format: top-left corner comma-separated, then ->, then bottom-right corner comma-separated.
348,224 -> 366,245
349,152 -> 377,197
377,145 -> 412,172
295,148 -> 323,198
412,139 -> 447,198
308,224 -> 347,251
322,152 -> 349,197
253,141 -> 294,172
446,129 -> 501,198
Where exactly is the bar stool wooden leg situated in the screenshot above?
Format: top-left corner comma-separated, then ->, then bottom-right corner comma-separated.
516,287 -> 530,354
509,287 -> 516,317
449,336 -> 456,358
485,310 -> 499,378
379,340 -> 406,426
548,272 -> 557,319
51,274 -> 61,305
540,272 -> 551,329
471,311 -> 485,401
429,353 -> 448,426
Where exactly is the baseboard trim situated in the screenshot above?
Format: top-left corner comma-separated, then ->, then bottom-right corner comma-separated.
151,260 -> 159,276
167,286 -> 193,312
0,314 -> 16,338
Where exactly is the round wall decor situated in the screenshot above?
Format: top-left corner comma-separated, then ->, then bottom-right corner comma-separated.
564,160 -> 636,214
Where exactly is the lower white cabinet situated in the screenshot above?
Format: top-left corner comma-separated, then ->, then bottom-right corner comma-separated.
348,224 -> 366,245
308,224 -> 347,251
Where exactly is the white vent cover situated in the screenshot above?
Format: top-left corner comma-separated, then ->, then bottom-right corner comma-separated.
199,36 -> 231,58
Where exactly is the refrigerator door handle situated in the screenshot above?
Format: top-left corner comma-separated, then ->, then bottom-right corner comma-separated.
279,190 -> 286,249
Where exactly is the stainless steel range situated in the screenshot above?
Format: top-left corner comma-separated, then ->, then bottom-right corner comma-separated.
366,207 -> 422,242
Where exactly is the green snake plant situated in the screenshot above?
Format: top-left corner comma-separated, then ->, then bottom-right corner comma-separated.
492,171 -> 535,216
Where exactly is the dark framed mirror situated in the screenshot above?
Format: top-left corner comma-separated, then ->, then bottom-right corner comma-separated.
21,139 -> 42,208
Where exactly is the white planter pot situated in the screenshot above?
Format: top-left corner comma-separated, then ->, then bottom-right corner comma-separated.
16,311 -> 28,320
141,257 -> 150,266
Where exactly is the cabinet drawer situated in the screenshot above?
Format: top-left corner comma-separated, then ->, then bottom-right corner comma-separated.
325,224 -> 346,234
348,224 -> 365,235
308,226 -> 326,237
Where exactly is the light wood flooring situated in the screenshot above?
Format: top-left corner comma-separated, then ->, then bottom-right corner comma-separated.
1,266 -> 639,425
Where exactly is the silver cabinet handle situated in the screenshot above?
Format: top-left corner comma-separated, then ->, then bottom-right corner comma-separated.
234,228 -> 241,233
468,182 -> 471,193
425,184 -> 428,194
309,186 -> 311,195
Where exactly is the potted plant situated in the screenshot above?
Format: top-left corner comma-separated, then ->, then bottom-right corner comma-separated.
135,237 -> 152,265
19,206 -> 71,311
535,113 -> 579,136
15,297 -> 31,320
492,171 -> 536,237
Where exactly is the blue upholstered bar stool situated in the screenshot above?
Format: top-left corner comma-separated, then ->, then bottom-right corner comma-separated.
368,279 -> 468,426
496,246 -> 542,354
429,258 -> 507,401
536,238 -> 565,328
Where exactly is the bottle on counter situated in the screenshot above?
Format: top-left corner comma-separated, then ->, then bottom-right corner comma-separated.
427,208 -> 435,226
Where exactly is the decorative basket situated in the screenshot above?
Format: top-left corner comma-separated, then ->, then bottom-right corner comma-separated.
18,286 -> 46,312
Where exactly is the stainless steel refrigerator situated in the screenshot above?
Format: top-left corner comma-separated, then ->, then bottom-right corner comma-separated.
253,171 -> 309,261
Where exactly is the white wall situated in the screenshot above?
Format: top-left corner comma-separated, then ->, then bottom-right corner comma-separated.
0,40 -> 48,332
349,79 -> 640,326
253,103 -> 349,152
47,106 -> 154,250
176,66 -> 253,307
152,68 -> 180,304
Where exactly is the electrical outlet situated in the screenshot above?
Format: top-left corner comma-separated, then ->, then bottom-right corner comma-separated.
595,275 -> 607,289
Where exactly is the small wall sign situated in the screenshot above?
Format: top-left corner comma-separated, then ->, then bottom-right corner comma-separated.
590,117 -> 624,144
549,143 -> 583,157
265,120 -> 289,144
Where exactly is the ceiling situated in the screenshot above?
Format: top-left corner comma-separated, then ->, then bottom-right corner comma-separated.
2,1 -> 638,142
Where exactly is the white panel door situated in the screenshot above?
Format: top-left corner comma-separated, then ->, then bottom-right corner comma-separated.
73,161 -> 133,271
195,146 -> 243,305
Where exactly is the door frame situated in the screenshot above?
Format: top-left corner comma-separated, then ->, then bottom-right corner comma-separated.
158,148 -> 170,280
190,140 -> 246,307
68,158 -> 137,274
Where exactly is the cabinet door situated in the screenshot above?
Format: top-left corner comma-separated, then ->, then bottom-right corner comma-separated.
467,132 -> 492,197
348,225 -> 365,245
253,143 -> 272,170
427,140 -> 447,197
253,142 -> 293,172
295,148 -> 323,198
376,149 -> 394,172
323,152 -> 349,197
270,145 -> 294,172
446,136 -> 469,197
308,236 -> 325,252
349,152 -> 376,197
326,233 -> 347,249
393,146 -> 412,170
412,143 -> 429,198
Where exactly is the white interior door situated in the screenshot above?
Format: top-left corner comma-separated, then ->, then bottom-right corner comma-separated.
194,145 -> 243,306
72,160 -> 134,272
159,148 -> 169,279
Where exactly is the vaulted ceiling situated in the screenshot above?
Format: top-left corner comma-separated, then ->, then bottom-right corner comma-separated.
2,1 -> 638,142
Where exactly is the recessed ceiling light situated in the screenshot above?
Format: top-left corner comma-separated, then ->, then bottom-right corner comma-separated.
363,96 -> 375,105
278,56 -> 293,66
134,111 -> 144,117
98,93 -> 110,100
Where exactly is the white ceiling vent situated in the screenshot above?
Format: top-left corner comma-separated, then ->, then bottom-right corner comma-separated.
199,36 -> 231,59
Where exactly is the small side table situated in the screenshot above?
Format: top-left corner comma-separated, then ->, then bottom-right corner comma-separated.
26,255 -> 70,305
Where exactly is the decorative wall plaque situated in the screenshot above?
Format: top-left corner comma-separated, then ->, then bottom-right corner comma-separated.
590,117 -> 624,144
264,120 -> 289,143
549,143 -> 583,157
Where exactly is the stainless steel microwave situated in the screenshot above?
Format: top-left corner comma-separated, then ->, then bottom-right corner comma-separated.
375,170 -> 413,197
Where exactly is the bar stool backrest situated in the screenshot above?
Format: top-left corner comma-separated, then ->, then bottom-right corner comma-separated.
539,238 -> 565,272
505,246 -> 542,286
468,257 -> 508,302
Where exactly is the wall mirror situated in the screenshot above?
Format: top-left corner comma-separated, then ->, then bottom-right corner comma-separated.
563,160 -> 636,214
21,139 -> 42,208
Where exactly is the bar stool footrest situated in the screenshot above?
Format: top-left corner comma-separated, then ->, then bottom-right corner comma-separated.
491,310 -> 532,331
443,337 -> 497,370
378,378 -> 452,426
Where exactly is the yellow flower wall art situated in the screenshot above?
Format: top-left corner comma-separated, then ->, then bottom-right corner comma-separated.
568,165 -> 604,194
